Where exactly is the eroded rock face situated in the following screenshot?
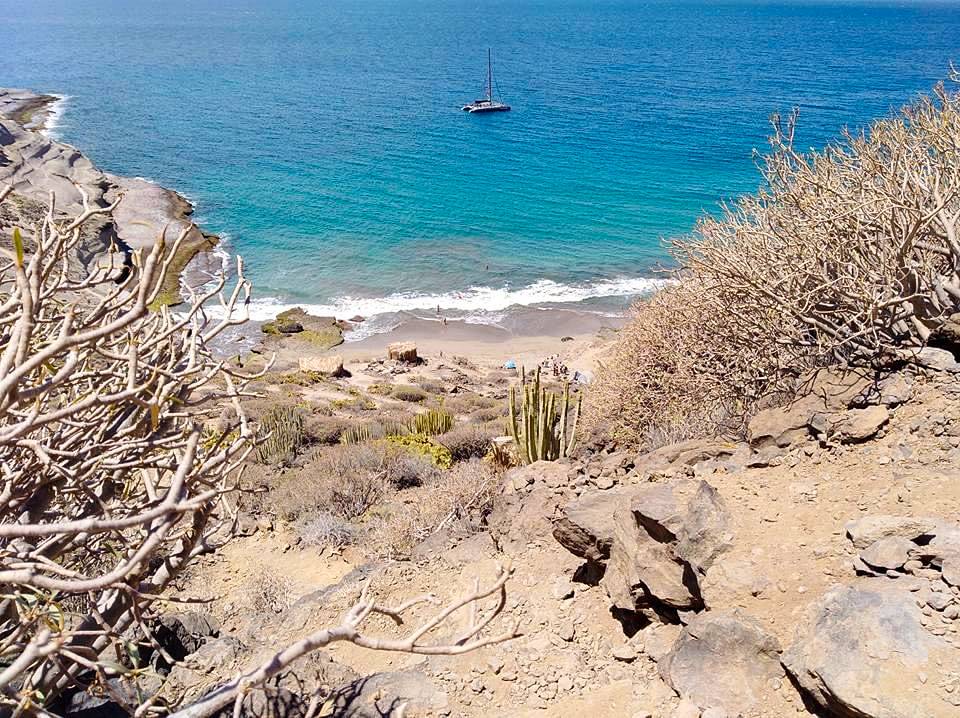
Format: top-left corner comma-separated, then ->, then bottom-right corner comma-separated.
783,585 -> 960,717
660,611 -> 783,716
558,478 -> 732,617
387,341 -> 419,363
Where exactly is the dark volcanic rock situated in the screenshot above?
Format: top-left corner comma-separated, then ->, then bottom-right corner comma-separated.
783,585 -> 960,717
661,611 -> 783,716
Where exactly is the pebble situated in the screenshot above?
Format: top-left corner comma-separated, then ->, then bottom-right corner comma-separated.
928,593 -> 954,611
556,620 -> 576,642
557,676 -> 574,692
593,474 -> 616,490
612,643 -> 638,662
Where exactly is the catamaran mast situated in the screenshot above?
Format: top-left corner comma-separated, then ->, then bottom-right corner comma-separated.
487,48 -> 493,101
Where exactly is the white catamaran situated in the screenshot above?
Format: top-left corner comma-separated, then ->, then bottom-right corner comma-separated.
462,49 -> 511,113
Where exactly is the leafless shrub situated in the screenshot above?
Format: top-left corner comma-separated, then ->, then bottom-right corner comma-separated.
589,83 -> 960,448
468,406 -> 508,424
244,566 -> 295,615
0,186 -> 259,711
296,512 -> 357,548
0,189 -> 515,716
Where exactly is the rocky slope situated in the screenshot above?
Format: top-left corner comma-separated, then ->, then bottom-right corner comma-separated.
0,88 -> 217,304
147,351 -> 960,718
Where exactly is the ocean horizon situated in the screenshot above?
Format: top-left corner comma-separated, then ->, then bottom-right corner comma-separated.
4,0 -> 960,338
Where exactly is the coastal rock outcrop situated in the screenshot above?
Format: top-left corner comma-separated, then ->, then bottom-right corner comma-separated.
0,88 -> 218,305
262,307 -> 344,350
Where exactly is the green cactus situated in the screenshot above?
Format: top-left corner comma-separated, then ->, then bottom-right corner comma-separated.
411,408 -> 454,436
508,366 -> 581,464
256,405 -> 306,465
340,421 -> 410,445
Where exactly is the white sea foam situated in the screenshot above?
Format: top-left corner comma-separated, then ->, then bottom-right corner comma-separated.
243,276 -> 664,322
39,94 -> 69,139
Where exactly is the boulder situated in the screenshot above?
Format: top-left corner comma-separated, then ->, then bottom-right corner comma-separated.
298,354 -> 346,377
660,611 -> 783,716
331,671 -> 448,717
836,405 -> 889,443
896,346 -> 960,373
747,398 -> 819,449
845,515 -> 938,549
942,558 -> 960,587
636,439 -> 742,475
153,611 -> 219,664
601,506 -> 696,611
387,341 -> 419,363
783,585 -> 960,717
701,558 -> 770,609
552,486 -> 641,562
592,479 -> 730,615
860,536 -> 914,571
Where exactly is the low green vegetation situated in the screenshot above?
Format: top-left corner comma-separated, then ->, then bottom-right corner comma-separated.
386,433 -> 453,469
391,384 -> 428,403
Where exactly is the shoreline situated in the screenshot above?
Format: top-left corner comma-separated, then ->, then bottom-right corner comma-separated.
0,85 -> 634,358
0,87 -> 219,307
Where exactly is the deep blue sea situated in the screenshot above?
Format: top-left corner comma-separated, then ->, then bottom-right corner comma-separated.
3,0 -> 960,333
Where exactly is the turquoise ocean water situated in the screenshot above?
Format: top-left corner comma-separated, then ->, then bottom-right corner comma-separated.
3,0 -> 960,335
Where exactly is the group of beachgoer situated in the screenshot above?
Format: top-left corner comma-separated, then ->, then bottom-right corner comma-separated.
541,354 -> 569,378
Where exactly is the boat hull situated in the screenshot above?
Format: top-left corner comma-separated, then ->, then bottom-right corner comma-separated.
462,103 -> 511,113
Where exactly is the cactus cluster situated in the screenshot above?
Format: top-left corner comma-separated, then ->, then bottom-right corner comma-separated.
340,421 -> 410,445
508,366 -> 581,464
412,408 -> 454,436
256,405 -> 306,465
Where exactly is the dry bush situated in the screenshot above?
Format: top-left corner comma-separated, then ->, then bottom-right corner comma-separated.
0,187 -> 258,711
272,442 -> 437,521
443,392 -> 497,416
364,459 -> 500,559
468,405 -> 508,424
589,83 -> 960,448
391,384 -> 428,403
441,424 -> 499,461
412,376 -> 446,395
304,414 -> 353,445
296,512 -> 357,548
244,566 -> 295,615
0,189 -> 516,717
